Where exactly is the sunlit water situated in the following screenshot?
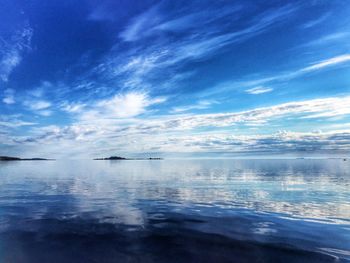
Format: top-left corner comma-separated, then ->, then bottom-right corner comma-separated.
0,159 -> 349,262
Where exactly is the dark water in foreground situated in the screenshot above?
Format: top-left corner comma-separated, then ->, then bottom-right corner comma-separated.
0,159 -> 349,263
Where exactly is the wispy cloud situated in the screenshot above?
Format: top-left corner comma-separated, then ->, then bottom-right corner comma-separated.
0,115 -> 36,128
159,130 -> 350,155
119,4 -> 162,42
27,81 -> 52,98
36,110 -> 52,117
100,3 -> 298,93
119,3 -> 242,42
23,99 -> 53,116
2,89 -> 15,104
104,4 -> 345,102
301,13 -> 331,29
212,54 -> 350,94
301,54 -> 350,72
25,100 -> 52,111
147,96 -> 350,131
302,32 -> 350,47
0,25 -> 32,82
61,102 -> 86,113
245,86 -> 273,95
0,120 -> 36,128
6,95 -> 350,157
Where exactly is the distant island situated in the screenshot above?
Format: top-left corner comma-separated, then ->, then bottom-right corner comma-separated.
0,156 -> 54,161
94,156 -> 163,160
327,157 -> 347,161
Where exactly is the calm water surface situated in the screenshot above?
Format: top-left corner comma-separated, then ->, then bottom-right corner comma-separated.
0,159 -> 349,262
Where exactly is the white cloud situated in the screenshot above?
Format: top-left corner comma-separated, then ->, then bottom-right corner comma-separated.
2,89 -> 15,104
6,126 -> 350,158
120,3 -> 295,44
49,96 -> 350,133
0,120 -> 36,128
0,115 -> 36,128
0,52 -> 21,82
37,110 -> 52,117
210,54 -> 350,95
301,13 -> 330,29
302,32 -> 350,47
61,102 -> 86,113
107,4 -> 298,93
301,54 -> 350,72
119,5 -> 162,42
147,96 -> 350,132
245,86 -> 273,95
25,100 -> 52,111
154,130 -> 350,154
79,92 -> 166,123
27,81 -> 52,98
154,12 -> 212,32
6,95 -> 350,157
0,26 -> 32,82
109,5 -> 349,101
96,92 -> 152,117
2,97 -> 15,105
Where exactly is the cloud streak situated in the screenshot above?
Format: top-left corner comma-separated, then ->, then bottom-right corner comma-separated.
301,54 -> 350,72
245,86 -> 273,95
97,3 -> 298,94
212,54 -> 350,95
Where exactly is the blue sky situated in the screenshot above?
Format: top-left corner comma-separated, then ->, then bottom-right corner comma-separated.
1,0 -> 350,158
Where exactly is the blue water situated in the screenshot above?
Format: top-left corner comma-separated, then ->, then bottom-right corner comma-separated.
0,159 -> 349,262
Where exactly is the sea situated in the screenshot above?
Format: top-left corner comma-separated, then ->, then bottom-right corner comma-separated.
0,159 -> 349,262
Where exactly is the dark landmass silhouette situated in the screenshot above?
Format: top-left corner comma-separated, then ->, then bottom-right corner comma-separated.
0,156 -> 54,161
327,157 -> 347,161
94,156 -> 163,160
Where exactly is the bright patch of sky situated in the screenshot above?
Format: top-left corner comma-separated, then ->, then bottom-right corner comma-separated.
0,0 -> 350,158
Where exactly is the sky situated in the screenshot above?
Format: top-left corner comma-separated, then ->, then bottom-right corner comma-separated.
0,0 -> 350,159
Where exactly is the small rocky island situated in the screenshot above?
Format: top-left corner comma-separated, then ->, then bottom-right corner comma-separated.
0,156 -> 54,161
94,156 -> 163,160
